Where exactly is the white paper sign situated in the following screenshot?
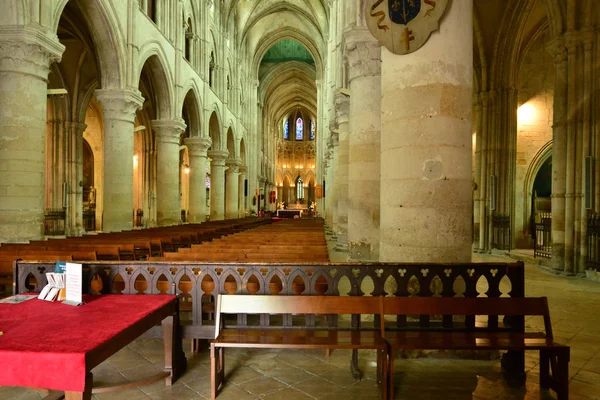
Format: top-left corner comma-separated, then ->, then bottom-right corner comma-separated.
64,262 -> 83,306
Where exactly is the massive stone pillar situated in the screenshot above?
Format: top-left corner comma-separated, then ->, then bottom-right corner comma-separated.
66,121 -> 87,236
334,92 -> 350,251
238,166 -> 247,217
0,28 -> 64,242
380,1 -> 473,262
208,150 -> 228,220
153,119 -> 186,226
185,137 -> 211,223
345,29 -> 381,261
225,159 -> 241,219
95,89 -> 144,233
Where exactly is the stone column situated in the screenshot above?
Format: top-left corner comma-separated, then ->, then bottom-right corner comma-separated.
153,119 -> 186,226
95,89 -> 144,232
334,91 -> 350,251
238,166 -> 247,217
380,1 -> 473,262
548,37 -> 567,271
225,158 -> 241,219
345,29 -> 381,261
0,28 -> 64,242
185,137 -> 211,223
66,121 -> 87,236
208,150 -> 228,220
330,131 -> 340,234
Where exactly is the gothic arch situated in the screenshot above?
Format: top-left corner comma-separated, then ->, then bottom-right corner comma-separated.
53,0 -> 125,89
0,0 -> 26,25
182,88 -> 202,138
136,46 -> 175,120
208,110 -> 222,150
252,28 -> 324,80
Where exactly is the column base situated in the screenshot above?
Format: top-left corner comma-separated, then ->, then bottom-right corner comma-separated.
348,241 -> 376,261
334,234 -> 348,252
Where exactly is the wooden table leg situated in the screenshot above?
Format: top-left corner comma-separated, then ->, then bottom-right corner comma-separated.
162,300 -> 187,386
64,372 -> 93,400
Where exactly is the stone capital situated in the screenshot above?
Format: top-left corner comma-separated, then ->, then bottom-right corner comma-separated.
343,28 -> 381,81
65,121 -> 87,137
226,158 -> 242,173
582,28 -> 595,52
0,26 -> 64,80
95,89 -> 144,123
185,137 -> 212,156
547,36 -> 567,64
239,165 -> 247,174
152,119 -> 187,144
331,130 -> 339,146
334,91 -> 350,125
208,149 -> 229,165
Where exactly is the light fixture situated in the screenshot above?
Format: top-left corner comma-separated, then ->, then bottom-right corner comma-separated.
133,155 -> 139,167
185,167 -> 190,174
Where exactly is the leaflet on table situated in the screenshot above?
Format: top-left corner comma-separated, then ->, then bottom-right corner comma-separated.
0,295 -> 37,304
62,262 -> 83,306
38,272 -> 66,301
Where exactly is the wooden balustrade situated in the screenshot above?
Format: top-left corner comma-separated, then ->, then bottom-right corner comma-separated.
14,260 -> 524,340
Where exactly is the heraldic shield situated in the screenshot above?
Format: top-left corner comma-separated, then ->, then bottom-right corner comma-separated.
366,0 -> 448,55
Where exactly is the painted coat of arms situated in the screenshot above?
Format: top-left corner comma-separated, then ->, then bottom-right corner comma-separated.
366,0 -> 448,55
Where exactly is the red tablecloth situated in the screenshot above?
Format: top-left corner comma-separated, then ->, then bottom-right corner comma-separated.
0,294 -> 175,392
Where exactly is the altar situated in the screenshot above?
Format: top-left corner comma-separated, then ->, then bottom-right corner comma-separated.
276,203 -> 308,218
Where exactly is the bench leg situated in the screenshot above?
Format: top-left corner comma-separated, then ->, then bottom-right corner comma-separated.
554,348 -> 570,400
501,349 -> 526,383
211,345 -> 225,400
350,349 -> 361,381
540,349 -> 551,389
378,348 -> 388,400
389,350 -> 395,400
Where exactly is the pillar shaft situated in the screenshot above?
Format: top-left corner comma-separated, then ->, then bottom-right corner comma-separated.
548,38 -> 567,271
67,121 -> 86,236
380,0 -> 473,262
0,28 -> 63,242
238,167 -> 247,217
153,119 -> 186,226
345,30 -> 381,261
185,137 -> 211,223
95,89 -> 144,233
226,159 -> 241,219
208,150 -> 228,220
334,92 -> 350,251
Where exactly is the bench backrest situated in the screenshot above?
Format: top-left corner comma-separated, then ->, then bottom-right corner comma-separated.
215,294 -> 384,338
383,296 -> 552,339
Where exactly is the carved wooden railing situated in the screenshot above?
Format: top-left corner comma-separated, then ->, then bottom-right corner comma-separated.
14,260 -> 524,339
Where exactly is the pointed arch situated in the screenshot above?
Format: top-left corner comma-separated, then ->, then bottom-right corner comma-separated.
136,44 -> 175,120
53,0 -> 125,89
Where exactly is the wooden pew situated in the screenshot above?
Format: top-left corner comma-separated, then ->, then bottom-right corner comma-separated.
382,296 -> 570,400
211,295 -> 388,400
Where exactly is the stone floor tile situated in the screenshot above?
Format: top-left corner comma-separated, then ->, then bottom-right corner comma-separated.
238,377 -> 288,397
224,365 -> 265,384
260,387 -> 315,400
290,376 -> 341,399
147,384 -> 205,400
94,388 -> 151,400
263,365 -> 314,385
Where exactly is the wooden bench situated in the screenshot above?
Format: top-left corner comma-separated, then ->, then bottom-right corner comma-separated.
382,296 -> 570,399
211,294 -> 388,400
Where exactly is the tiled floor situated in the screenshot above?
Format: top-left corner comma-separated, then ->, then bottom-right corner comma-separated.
2,250 -> 600,399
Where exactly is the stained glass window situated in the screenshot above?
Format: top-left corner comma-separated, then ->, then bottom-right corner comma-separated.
296,118 -> 303,141
283,119 -> 289,140
310,121 -> 315,140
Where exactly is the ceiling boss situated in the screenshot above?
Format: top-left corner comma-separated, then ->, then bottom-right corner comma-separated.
366,0 -> 448,55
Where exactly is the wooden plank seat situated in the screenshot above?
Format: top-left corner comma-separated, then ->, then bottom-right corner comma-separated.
382,297 -> 570,400
211,295 -> 388,400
